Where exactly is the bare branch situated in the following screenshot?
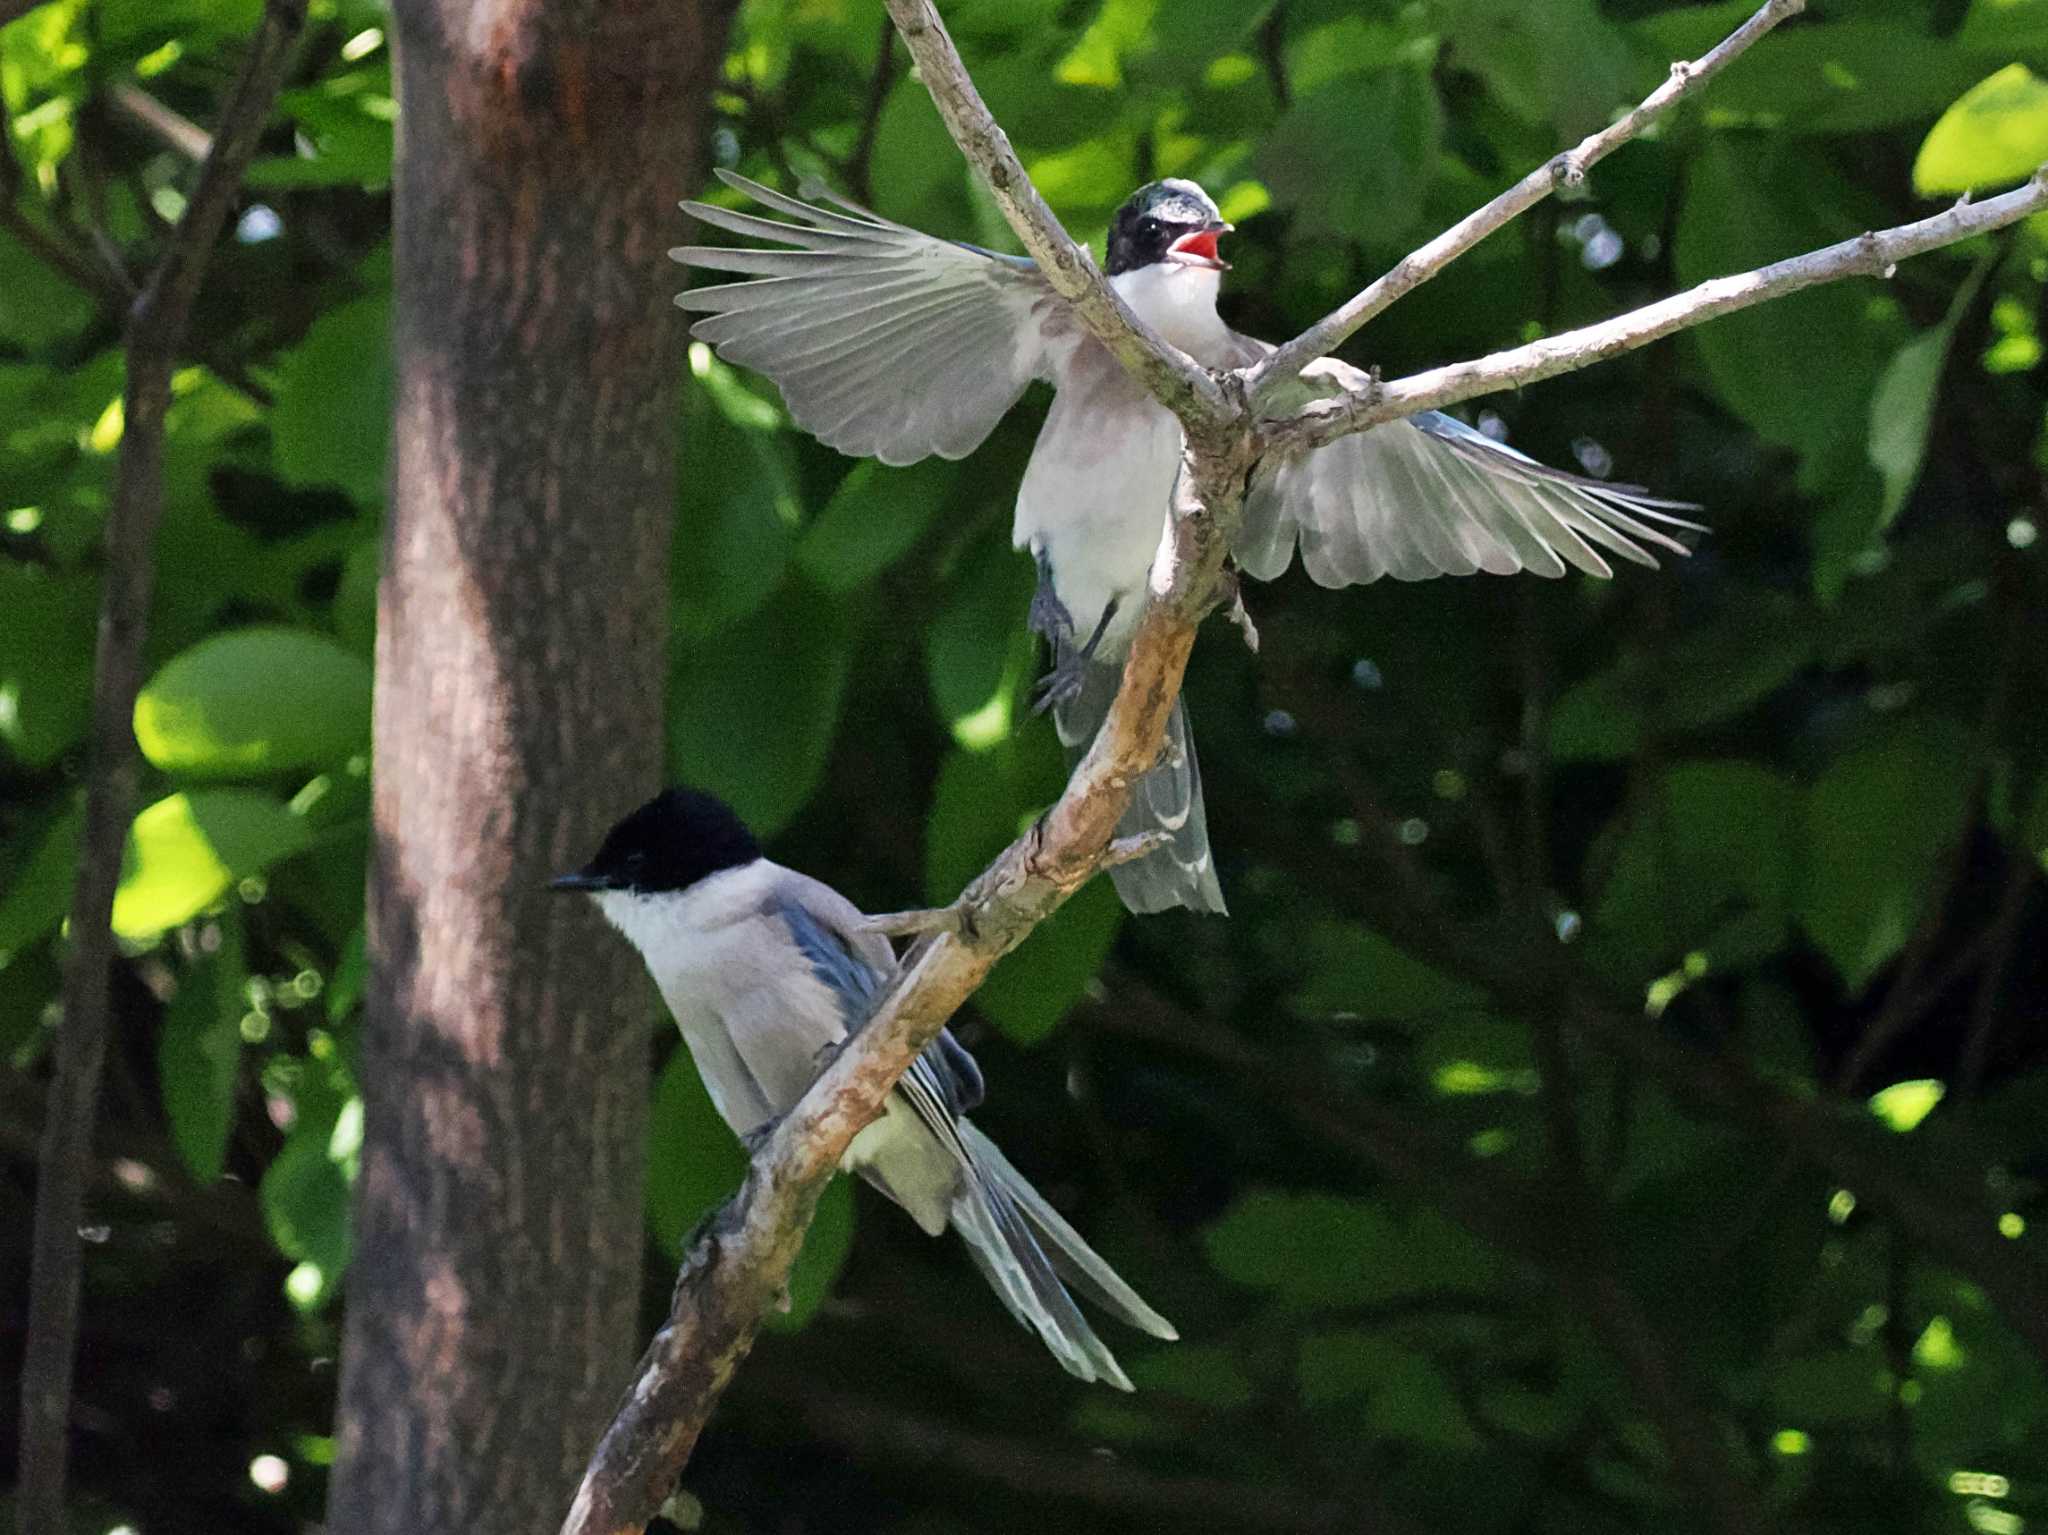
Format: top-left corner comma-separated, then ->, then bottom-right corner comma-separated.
1248,0 -> 1806,405
14,6 -> 305,1532
1266,171 -> 2048,455
108,81 -> 214,162
878,0 -> 1232,431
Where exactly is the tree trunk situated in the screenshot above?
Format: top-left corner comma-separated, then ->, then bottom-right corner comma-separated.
328,3 -> 732,1530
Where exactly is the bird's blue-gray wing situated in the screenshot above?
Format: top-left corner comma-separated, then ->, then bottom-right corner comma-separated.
1236,346 -> 1702,586
674,170 -> 1062,467
771,893 -> 983,1118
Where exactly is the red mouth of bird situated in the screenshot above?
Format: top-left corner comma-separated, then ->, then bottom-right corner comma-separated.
1168,229 -> 1228,269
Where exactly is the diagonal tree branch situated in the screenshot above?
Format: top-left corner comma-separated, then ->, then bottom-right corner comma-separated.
1267,171 -> 2048,454
14,6 -> 306,1533
1246,0 -> 1807,406
879,0 -> 1233,431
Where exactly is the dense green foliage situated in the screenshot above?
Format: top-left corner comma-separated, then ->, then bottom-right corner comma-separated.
5,0 -> 2048,1530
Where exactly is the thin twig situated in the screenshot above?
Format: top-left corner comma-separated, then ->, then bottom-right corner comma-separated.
878,0 -> 1231,430
1246,0 -> 1806,406
1267,173 -> 2048,454
14,7 -> 305,1532
108,81 -> 214,162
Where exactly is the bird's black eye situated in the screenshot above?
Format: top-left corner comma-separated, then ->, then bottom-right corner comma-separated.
1138,216 -> 1161,237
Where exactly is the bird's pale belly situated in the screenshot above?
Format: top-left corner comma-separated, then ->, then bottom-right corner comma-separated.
1013,380 -> 1184,661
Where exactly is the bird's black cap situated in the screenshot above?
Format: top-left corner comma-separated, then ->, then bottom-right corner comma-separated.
549,787 -> 761,896
1106,179 -> 1231,276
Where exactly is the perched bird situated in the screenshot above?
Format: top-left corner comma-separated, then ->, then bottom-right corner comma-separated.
551,787 -> 1177,1389
673,173 -> 1699,915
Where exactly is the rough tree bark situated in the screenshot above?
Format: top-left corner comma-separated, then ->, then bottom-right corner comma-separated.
326,2 -> 734,1531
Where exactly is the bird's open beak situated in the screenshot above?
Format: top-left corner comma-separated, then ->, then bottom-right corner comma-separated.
1168,221 -> 1232,271
548,869 -> 609,893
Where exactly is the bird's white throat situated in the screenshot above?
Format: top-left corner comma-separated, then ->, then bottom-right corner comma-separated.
1110,262 -> 1231,362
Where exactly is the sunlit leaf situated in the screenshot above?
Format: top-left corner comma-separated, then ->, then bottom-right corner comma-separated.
135,627 -> 372,777
112,790 -> 314,940
1869,1078 -> 1945,1133
1914,63 -> 2048,195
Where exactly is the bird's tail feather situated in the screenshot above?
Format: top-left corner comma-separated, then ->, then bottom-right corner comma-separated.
948,1158 -> 1134,1390
1054,663 -> 1227,915
957,1123 -> 1178,1341
946,1121 -> 1178,1390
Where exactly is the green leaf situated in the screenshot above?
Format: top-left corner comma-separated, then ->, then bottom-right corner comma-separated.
1549,587 -> 1821,762
1867,259 -> 1990,532
924,522 -> 1036,751
1592,761 -> 1801,969
0,563 -> 99,768
158,917 -> 248,1182
1799,719 -> 1974,991
1633,19 -> 1999,138
668,579 -> 854,838
925,734 -> 1123,1045
1287,920 -> 1484,1021
1205,1192 -> 1504,1309
272,295 -> 393,508
261,1108 -> 355,1310
135,627 -> 372,778
0,227 -> 96,350
673,358 -> 801,637
247,73 -> 395,190
1295,1333 -> 1483,1448
1674,139 -> 1902,488
1258,67 -> 1442,247
1914,64 -> 2048,195
0,801 -> 79,961
113,790 -> 314,941
1768,1349 -> 1889,1424
1127,1344 -> 1257,1409
644,1047 -> 853,1330
0,942 -> 58,1065
795,459 -> 950,595
1442,0 -> 1635,140
1868,1077 -> 1945,1133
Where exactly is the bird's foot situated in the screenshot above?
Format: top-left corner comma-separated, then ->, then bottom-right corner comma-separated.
1030,596 -> 1119,717
1027,550 -> 1075,642
1030,651 -> 1092,716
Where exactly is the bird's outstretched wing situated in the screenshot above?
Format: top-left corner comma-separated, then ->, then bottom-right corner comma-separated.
674,170 -> 1064,466
1234,342 -> 1703,586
